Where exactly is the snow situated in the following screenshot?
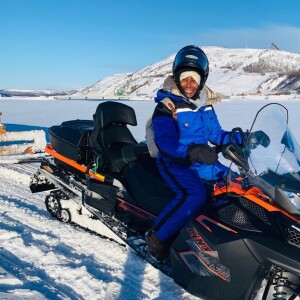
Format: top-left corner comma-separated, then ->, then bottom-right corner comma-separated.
0,130 -> 46,154
1,97 -> 300,299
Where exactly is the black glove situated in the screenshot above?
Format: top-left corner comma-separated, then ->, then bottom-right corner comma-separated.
249,130 -> 270,148
187,144 -> 218,165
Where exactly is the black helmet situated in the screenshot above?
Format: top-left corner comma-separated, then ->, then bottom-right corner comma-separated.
173,45 -> 209,98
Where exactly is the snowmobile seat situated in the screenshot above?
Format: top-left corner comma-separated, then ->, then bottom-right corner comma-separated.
123,157 -> 218,215
123,156 -> 175,215
91,101 -> 148,173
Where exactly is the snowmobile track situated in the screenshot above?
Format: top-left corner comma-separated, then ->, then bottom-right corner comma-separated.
0,161 -> 39,176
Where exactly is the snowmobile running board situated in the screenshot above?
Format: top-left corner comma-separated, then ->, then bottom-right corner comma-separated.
83,204 -> 173,277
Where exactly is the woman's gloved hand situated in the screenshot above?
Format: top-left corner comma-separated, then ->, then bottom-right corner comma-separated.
187,144 -> 218,165
249,130 -> 270,148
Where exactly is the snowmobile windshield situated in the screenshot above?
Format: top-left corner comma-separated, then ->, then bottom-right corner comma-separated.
244,103 -> 300,212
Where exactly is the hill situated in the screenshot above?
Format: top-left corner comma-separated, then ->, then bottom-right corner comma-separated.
73,46 -> 300,98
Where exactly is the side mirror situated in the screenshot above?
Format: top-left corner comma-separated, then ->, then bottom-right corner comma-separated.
222,143 -> 249,171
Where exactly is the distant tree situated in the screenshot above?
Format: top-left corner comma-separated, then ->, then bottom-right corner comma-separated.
115,89 -> 125,96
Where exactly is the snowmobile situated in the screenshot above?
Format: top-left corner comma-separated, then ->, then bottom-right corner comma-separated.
30,101 -> 300,300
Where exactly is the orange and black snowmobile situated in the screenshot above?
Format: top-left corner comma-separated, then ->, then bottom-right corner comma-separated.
30,102 -> 300,300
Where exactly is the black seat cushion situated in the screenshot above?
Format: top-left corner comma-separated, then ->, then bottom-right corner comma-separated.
123,156 -> 175,216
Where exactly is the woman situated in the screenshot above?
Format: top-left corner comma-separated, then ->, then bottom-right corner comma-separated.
147,45 -> 269,261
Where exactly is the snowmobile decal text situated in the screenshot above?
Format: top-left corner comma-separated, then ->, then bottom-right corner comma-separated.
183,227 -> 231,282
186,227 -> 213,252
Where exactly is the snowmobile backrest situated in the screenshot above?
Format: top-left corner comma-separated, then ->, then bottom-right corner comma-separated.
94,101 -> 137,129
91,101 -> 140,173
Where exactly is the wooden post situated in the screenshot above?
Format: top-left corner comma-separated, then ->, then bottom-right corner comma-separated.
0,112 -> 6,135
0,112 -> 46,155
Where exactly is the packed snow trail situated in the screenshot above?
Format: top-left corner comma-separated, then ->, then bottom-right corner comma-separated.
0,162 -> 199,300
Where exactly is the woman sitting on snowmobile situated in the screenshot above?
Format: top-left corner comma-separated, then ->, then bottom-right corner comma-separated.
147,45 -> 269,261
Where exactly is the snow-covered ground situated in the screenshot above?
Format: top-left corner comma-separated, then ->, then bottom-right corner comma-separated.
1,96 -> 300,299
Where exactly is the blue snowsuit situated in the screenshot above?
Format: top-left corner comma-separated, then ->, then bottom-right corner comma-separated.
152,88 -> 243,241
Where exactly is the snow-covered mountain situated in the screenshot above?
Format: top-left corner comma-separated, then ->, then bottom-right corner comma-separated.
0,89 -> 75,98
74,47 -> 300,98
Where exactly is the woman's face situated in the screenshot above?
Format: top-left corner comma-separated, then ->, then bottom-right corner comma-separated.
180,76 -> 199,98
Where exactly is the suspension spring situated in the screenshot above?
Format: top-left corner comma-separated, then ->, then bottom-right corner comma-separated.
273,274 -> 288,300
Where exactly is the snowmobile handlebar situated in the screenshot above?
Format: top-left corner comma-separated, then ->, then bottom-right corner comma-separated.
222,142 -> 249,172
228,127 -> 246,146
221,127 -> 249,171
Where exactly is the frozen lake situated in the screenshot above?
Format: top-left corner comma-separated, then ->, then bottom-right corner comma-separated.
1,97 -> 300,142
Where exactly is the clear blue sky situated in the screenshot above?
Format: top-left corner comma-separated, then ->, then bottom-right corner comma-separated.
1,0 -> 300,90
